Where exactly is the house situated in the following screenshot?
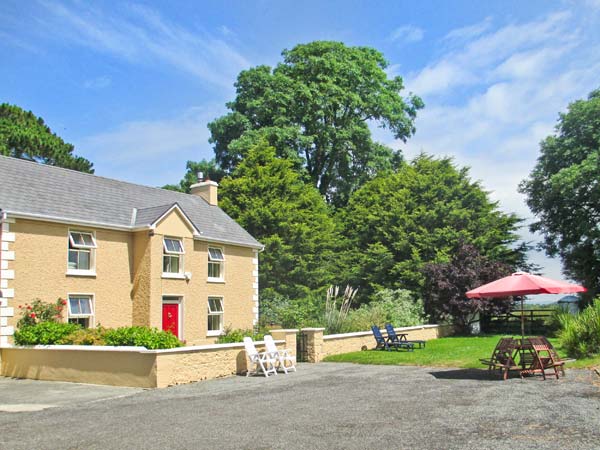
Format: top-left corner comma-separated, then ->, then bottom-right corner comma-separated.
0,155 -> 262,346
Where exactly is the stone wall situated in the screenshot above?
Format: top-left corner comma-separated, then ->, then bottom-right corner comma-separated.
306,324 -> 453,362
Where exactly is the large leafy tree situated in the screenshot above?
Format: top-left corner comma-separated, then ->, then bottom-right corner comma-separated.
520,89 -> 600,301
208,41 -> 423,207
0,103 -> 93,172
422,242 -> 512,334
219,140 -> 339,299
341,154 -> 526,299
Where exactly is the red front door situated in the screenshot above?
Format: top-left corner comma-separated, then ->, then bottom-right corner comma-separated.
162,303 -> 179,338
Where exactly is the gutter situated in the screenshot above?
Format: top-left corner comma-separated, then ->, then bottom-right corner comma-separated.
4,210 -> 264,250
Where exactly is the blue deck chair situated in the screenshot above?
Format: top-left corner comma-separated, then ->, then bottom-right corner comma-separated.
385,324 -> 426,349
371,325 -> 414,351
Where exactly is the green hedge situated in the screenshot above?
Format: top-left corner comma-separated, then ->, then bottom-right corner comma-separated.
14,322 -> 81,346
13,323 -> 182,349
103,326 -> 182,349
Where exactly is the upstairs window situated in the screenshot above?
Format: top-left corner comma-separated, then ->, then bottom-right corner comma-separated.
68,231 -> 97,272
68,295 -> 94,328
208,247 -> 224,281
163,237 -> 184,274
207,297 -> 224,335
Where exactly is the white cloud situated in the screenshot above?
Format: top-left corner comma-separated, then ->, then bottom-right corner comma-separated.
388,25 -> 424,44
77,105 -> 226,187
384,9 -> 600,279
406,11 -> 574,96
83,76 -> 111,89
29,1 -> 250,89
443,17 -> 493,43
219,25 -> 235,37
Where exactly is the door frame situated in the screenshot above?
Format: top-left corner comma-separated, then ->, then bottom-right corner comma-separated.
162,295 -> 183,340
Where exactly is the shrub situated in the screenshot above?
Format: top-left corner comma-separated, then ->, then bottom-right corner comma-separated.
558,298 -> 600,358
16,298 -> 67,328
217,326 -> 266,344
369,288 -> 428,327
14,322 -> 81,345
342,289 -> 427,333
58,326 -> 107,345
103,326 -> 182,349
259,291 -> 324,328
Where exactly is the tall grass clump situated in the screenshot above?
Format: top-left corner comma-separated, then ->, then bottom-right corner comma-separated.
558,298 -> 600,358
324,285 -> 358,334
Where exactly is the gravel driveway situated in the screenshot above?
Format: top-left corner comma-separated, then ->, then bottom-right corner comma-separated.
1,363 -> 599,450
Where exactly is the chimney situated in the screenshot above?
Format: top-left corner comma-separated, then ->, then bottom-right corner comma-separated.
190,180 -> 218,206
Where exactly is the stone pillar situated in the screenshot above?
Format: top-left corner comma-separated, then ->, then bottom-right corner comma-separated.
300,328 -> 325,363
270,329 -> 298,354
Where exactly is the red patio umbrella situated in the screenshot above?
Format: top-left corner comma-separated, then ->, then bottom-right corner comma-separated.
466,272 -> 586,340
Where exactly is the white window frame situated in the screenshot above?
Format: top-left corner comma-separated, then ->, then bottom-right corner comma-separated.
162,295 -> 183,340
162,237 -> 185,278
67,293 -> 95,328
207,296 -> 224,336
207,247 -> 225,282
67,230 -> 97,276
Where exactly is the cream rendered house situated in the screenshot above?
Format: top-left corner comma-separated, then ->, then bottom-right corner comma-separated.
0,155 -> 262,345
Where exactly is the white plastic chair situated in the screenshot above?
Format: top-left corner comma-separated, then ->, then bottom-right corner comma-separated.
264,335 -> 296,374
243,337 -> 277,377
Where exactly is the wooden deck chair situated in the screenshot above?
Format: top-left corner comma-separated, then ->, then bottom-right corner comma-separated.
479,337 -> 519,380
385,323 -> 425,349
243,337 -> 277,377
264,335 -> 296,374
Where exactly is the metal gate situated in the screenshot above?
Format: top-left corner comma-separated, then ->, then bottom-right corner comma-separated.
296,332 -> 308,362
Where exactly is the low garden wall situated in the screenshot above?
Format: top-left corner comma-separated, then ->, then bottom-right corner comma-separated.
0,325 -> 450,387
303,324 -> 453,362
0,329 -> 298,388
323,324 -> 452,359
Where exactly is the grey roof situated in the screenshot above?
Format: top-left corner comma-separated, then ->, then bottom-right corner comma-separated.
133,204 -> 180,228
0,155 -> 262,248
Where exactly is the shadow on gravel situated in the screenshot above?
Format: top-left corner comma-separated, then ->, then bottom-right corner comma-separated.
428,368 -> 505,381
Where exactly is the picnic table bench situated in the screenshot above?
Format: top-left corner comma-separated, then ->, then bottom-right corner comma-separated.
481,336 -> 566,380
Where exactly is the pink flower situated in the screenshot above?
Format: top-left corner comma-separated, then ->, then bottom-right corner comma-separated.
26,306 -> 32,310
30,313 -> 36,318
61,300 -> 67,305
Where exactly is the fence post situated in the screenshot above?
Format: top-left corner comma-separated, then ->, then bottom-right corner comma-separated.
270,329 -> 298,354
300,328 -> 325,363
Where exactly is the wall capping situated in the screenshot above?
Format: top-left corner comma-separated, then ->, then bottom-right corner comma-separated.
323,324 -> 443,340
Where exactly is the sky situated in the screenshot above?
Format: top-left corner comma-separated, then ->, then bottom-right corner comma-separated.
2,0 -> 600,302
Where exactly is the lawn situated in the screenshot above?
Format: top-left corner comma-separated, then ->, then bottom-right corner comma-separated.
322,335 -> 599,369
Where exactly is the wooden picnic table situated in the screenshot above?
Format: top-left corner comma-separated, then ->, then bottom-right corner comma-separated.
481,336 -> 564,380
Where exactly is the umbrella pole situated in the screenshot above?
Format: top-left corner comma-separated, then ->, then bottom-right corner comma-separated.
520,296 -> 526,370
520,296 -> 525,341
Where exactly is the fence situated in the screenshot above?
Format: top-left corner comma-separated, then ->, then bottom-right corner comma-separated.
482,309 -> 556,335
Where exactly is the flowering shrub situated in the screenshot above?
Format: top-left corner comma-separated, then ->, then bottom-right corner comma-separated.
16,298 -> 67,328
